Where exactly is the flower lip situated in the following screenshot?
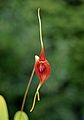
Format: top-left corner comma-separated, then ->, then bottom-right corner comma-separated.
38,62 -> 46,73
35,58 -> 51,84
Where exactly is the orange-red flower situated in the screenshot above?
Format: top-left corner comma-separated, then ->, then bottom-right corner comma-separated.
35,48 -> 51,85
30,8 -> 51,112
30,48 -> 51,112
20,8 -> 51,113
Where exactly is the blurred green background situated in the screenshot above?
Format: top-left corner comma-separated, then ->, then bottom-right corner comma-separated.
0,0 -> 84,120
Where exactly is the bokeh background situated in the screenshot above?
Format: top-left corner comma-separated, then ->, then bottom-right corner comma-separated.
0,0 -> 84,120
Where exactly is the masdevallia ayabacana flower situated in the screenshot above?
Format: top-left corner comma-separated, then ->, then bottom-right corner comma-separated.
30,8 -> 51,112
21,8 -> 51,113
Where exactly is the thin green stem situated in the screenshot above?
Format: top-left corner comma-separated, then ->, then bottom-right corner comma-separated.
21,66 -> 35,111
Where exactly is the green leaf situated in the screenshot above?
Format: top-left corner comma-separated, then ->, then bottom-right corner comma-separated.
0,95 -> 9,120
14,111 -> 29,120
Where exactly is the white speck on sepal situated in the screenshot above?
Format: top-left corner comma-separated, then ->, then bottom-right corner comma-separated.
35,55 -> 39,62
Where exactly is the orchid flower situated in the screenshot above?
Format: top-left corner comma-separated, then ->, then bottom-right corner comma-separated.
20,8 -> 51,113
30,8 -> 51,112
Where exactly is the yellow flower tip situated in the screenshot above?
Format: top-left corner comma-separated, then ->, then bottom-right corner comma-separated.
30,92 -> 40,112
37,92 -> 40,101
30,92 -> 37,112
38,7 -> 40,10
30,109 -> 33,113
30,84 -> 41,112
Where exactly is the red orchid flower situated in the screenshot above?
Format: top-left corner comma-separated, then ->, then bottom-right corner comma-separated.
20,8 -> 51,113
30,8 -> 51,112
35,48 -> 50,85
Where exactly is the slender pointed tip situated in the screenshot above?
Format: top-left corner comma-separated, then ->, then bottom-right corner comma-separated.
38,8 -> 40,11
38,98 -> 40,101
30,110 -> 32,112
38,8 -> 40,17
30,108 -> 34,112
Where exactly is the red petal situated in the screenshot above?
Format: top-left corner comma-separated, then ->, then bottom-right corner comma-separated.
39,48 -> 46,61
35,59 -> 51,84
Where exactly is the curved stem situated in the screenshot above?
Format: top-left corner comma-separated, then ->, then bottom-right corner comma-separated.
21,66 -> 35,111
38,8 -> 44,49
30,83 -> 41,112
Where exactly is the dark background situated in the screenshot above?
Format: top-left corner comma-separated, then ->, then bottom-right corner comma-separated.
0,0 -> 84,120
